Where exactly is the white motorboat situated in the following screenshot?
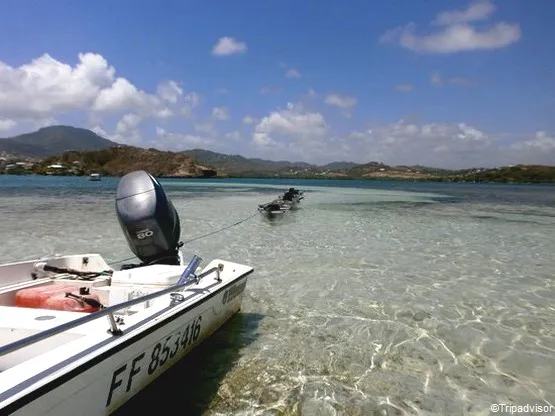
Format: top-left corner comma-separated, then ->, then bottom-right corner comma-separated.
0,170 -> 254,416
89,173 -> 101,181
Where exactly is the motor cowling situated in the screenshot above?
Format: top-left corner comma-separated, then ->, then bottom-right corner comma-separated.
115,171 -> 181,266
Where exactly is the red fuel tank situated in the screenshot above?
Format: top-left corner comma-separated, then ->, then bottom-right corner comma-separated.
15,285 -> 77,309
15,285 -> 101,313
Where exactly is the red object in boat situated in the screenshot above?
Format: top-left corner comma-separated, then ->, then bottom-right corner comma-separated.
15,285 -> 76,309
15,285 -> 101,313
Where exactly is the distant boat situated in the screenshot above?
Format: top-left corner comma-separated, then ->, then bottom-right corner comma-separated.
89,173 -> 101,181
258,201 -> 290,219
276,188 -> 304,209
286,188 -> 304,203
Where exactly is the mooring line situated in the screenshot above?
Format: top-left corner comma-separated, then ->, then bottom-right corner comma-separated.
181,211 -> 259,244
110,210 -> 259,265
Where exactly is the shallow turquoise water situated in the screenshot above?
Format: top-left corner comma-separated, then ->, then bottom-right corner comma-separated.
1,175 -> 554,415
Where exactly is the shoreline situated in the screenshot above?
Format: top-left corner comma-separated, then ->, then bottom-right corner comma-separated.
1,172 -> 554,185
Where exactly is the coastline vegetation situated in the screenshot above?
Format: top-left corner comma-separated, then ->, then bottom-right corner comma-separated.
1,147 -> 554,184
0,125 -> 553,184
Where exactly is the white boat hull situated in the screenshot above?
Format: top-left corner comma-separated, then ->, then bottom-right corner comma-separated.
0,256 -> 252,416
0,169 -> 256,415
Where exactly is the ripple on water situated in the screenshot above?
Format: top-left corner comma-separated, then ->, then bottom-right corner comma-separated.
1,181 -> 554,414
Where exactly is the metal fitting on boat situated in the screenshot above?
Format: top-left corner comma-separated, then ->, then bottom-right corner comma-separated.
106,313 -> 123,336
215,263 -> 224,282
33,262 -> 48,273
169,293 -> 186,306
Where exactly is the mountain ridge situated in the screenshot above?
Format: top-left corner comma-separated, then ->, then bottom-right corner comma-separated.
1,126 -> 554,184
0,125 -> 118,158
0,126 -> 447,172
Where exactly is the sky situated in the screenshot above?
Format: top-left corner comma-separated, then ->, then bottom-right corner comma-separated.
0,0 -> 554,168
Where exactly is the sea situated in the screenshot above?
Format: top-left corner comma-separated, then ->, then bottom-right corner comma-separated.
0,175 -> 554,416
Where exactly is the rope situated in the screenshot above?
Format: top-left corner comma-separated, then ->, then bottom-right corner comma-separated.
181,212 -> 259,244
110,211 -> 259,265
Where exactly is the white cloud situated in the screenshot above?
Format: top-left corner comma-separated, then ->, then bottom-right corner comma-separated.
0,53 -> 112,119
182,92 -> 201,117
92,121 -> 214,151
345,120 -> 495,168
155,127 -> 214,150
211,107 -> 229,121
324,94 -> 357,108
342,121 -> 555,168
430,71 -> 477,86
395,84 -> 414,92
285,68 -> 301,79
156,80 -> 183,103
434,1 -> 495,26
91,113 -> 143,146
244,106 -> 555,167
0,52 -> 182,126
155,108 -> 174,118
0,119 -> 17,132
212,37 -> 247,56
116,113 -> 141,134
251,102 -> 329,160
91,125 -> 110,139
92,77 -> 160,115
380,1 -> 521,53
242,115 -> 257,125
1,51 -> 550,170
509,131 -> 555,164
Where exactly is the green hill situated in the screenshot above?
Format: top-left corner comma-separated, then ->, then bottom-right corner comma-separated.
182,148 -> 316,176
0,125 -> 117,158
33,146 -> 216,178
445,165 -> 555,183
1,125 -> 553,183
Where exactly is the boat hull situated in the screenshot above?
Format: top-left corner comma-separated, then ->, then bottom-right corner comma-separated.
1,270 -> 252,416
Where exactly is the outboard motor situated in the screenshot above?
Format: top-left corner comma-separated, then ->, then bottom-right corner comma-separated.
115,170 -> 182,268
282,192 -> 294,202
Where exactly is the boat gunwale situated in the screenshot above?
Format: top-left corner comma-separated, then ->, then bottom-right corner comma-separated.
0,267 -> 254,414
0,263 -> 229,358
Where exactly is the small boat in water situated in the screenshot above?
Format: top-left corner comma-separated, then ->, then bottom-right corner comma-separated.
287,188 -> 304,202
257,201 -> 290,219
0,170 -> 254,415
277,188 -> 304,209
89,173 -> 101,181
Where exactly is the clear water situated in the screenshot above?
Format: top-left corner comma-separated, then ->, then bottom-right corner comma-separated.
1,175 -> 554,415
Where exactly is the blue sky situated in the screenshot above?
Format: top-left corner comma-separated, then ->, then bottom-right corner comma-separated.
0,0 -> 554,168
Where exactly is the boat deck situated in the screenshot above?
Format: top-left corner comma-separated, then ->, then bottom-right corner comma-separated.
0,254 -> 250,381
0,306 -> 107,371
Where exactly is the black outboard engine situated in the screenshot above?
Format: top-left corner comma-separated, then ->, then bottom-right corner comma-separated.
282,191 -> 294,201
115,170 -> 182,268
